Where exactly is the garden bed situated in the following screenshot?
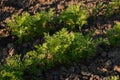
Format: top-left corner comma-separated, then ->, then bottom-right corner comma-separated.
0,0 -> 120,80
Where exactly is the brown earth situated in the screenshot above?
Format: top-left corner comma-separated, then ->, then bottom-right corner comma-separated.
0,0 -> 120,80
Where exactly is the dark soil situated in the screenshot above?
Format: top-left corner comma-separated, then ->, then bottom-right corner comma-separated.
0,0 -> 120,80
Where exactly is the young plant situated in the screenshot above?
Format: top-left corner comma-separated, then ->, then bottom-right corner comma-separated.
0,55 -> 25,80
33,28 -> 75,68
107,75 -> 120,80
92,2 -> 104,16
92,1 -> 119,18
104,0 -> 120,17
21,28 -> 75,75
66,32 -> 103,62
7,9 -> 54,43
106,22 -> 120,47
112,0 -> 120,9
59,4 -> 88,31
7,12 -> 34,43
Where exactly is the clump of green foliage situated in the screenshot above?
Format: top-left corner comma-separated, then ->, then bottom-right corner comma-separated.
7,9 -> 54,43
92,0 -> 120,18
92,2 -> 114,17
59,4 -> 88,31
0,28 -> 103,79
104,0 -> 120,17
92,2 -> 104,16
107,75 -> 120,80
106,22 -> 120,47
0,28 -> 75,79
7,4 -> 89,43
0,55 -> 25,80
112,0 -> 120,9
24,28 -> 75,70
66,33 -> 97,61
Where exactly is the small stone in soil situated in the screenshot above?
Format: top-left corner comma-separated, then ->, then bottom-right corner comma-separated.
114,66 -> 120,73
2,48 -> 8,56
90,75 -> 101,80
69,66 -> 75,73
8,48 -> 15,56
81,71 -> 91,76
101,52 -> 107,57
81,65 -> 88,72
105,60 -> 112,68
7,43 -> 14,49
